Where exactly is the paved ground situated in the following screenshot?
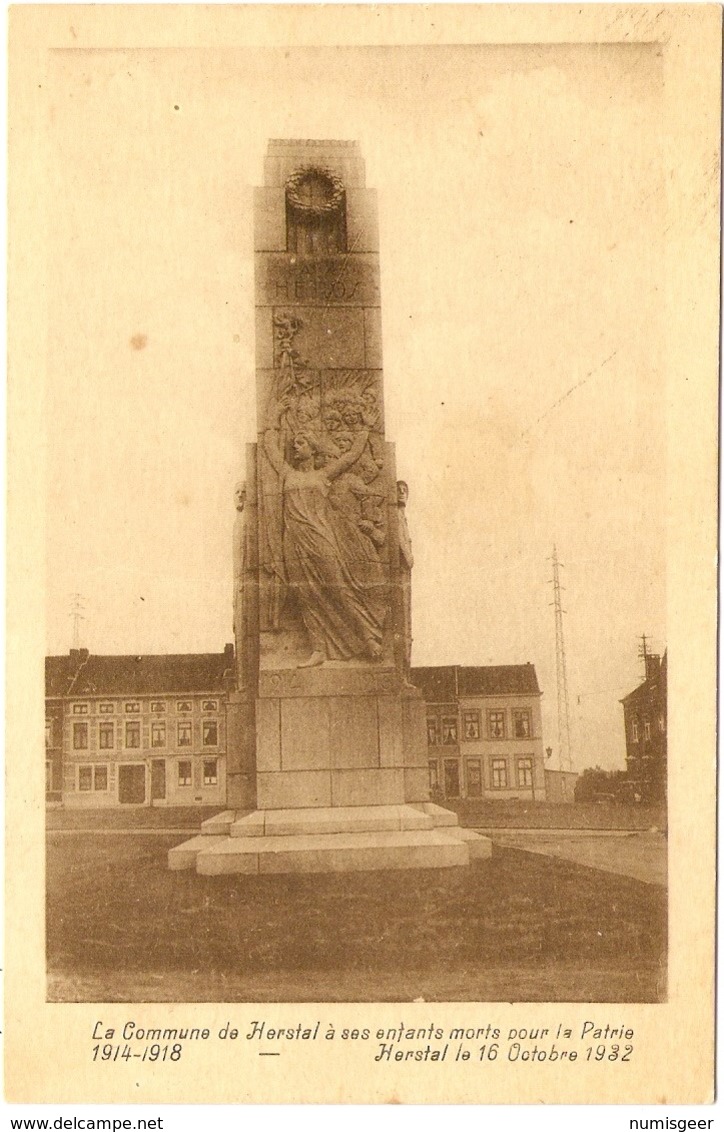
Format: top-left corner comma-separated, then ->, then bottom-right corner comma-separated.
452,799 -> 666,831
46,801 -> 668,832
480,829 -> 667,886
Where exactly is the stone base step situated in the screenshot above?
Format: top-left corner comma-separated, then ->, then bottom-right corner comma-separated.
199,811 -> 236,836
173,803 -> 492,875
204,829 -> 490,875
232,803 -> 437,838
168,834 -> 228,870
417,801 -> 460,827
200,802 -> 463,840
170,821 -> 491,876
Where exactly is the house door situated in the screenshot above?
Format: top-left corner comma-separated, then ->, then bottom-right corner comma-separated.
118,764 -> 146,804
151,759 -> 166,802
444,759 -> 461,799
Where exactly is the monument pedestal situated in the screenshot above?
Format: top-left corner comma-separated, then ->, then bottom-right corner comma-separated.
169,802 -> 492,874
169,139 -> 485,875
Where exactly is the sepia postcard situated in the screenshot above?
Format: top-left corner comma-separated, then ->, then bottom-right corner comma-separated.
6,2 -> 721,1106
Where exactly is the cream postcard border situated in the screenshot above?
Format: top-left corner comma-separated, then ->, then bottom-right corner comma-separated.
6,4 -> 720,1105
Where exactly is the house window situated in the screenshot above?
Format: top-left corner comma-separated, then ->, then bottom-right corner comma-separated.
72,703 -> 89,715
177,701 -> 192,714
513,710 -> 532,739
94,765 -> 108,791
150,702 -> 166,714
78,765 -> 93,791
73,722 -> 89,750
151,721 -> 166,748
125,702 -> 141,714
99,703 -> 114,714
644,721 -> 651,740
203,759 -> 218,786
426,719 -> 438,745
517,757 -> 534,788
177,721 -> 192,747
488,711 -> 506,739
462,711 -> 481,740
467,759 -> 483,797
631,719 -> 639,743
125,720 -> 141,749
99,722 -> 114,750
491,758 -> 508,789
202,700 -> 218,712
441,717 -> 458,745
45,719 -> 52,748
428,760 -> 439,791
177,760 -> 192,787
202,720 -> 218,747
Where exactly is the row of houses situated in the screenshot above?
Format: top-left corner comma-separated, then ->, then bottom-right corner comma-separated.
45,646 -> 235,808
46,647 -> 566,808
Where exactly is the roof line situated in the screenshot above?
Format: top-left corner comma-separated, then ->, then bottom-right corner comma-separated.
65,653 -> 90,696
62,689 -> 229,700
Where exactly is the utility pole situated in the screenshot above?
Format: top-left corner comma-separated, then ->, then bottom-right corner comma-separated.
69,593 -> 86,649
549,546 -> 573,772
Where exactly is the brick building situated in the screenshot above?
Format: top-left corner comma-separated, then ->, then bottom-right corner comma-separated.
621,650 -> 667,804
44,662 -> 66,804
45,647 -> 234,808
46,651 -> 547,809
411,664 -> 546,802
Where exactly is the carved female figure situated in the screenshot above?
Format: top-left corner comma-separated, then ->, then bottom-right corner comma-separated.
264,417 -> 388,667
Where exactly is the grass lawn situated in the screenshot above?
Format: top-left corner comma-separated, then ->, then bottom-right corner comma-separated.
47,832 -> 666,1003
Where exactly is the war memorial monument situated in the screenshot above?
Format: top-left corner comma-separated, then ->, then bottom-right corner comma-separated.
170,140 -> 491,874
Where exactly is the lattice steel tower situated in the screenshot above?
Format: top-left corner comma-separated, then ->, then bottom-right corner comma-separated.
550,546 -> 573,771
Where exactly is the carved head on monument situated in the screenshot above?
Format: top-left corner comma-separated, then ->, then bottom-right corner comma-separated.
291,431 -> 323,467
396,480 -> 409,506
341,404 -> 364,430
334,431 -> 354,455
235,482 -> 247,511
323,408 -> 343,434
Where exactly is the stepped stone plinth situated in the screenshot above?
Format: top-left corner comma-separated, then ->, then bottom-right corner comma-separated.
169,803 -> 491,874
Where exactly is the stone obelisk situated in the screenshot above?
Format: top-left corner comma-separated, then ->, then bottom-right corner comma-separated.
170,141 -> 490,873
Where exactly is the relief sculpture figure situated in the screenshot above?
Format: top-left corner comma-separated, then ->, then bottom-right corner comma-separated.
232,482 -> 246,636
263,400 -> 388,667
397,480 -> 414,676
232,482 -> 247,685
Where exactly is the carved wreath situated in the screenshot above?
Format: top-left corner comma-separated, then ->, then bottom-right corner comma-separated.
285,166 -> 345,216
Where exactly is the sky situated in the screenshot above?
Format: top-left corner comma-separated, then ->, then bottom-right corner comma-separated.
44,43 -> 666,771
